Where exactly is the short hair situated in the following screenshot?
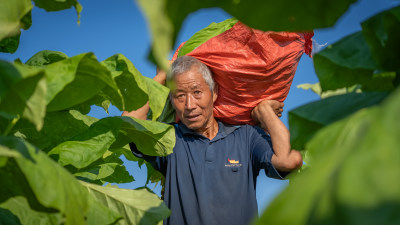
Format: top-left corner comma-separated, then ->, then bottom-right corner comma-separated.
167,56 -> 215,92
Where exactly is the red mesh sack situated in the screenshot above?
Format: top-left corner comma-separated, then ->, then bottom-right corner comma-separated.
173,21 -> 313,125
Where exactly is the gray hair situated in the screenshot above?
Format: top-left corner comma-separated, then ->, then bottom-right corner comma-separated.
167,56 -> 215,92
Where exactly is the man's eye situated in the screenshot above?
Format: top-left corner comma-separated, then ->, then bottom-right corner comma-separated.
176,94 -> 185,99
194,90 -> 201,95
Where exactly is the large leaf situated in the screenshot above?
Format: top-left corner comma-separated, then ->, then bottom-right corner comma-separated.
0,10 -> 31,54
43,53 -> 118,112
0,0 -> 32,41
137,0 -> 356,69
313,31 -> 396,92
73,149 -> 134,185
0,137 -> 88,225
81,181 -> 170,225
112,116 -> 175,157
48,117 -> 121,169
257,87 -> 400,225
289,92 -> 388,149
0,196 -> 63,225
101,54 -> 170,120
25,50 -> 69,66
362,6 -> 400,73
11,110 -> 98,152
0,137 -> 124,225
49,116 -> 174,170
0,61 -> 47,131
32,0 -> 82,23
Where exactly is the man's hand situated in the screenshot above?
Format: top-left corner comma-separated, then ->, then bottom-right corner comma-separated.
252,100 -> 283,128
251,100 -> 302,172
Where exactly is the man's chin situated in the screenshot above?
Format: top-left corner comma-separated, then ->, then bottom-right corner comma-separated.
182,121 -> 202,131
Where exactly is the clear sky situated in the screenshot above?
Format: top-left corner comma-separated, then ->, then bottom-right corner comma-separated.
1,0 -> 398,215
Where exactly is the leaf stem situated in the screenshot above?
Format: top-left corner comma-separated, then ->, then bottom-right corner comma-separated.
3,115 -> 20,136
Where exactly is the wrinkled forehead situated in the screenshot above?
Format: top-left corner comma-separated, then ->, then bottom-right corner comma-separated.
168,67 -> 209,92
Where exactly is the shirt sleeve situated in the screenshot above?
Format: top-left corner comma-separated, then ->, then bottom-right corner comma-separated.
249,126 -> 288,180
129,142 -> 168,177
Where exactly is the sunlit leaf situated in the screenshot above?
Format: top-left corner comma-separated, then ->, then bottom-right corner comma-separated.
11,110 -> 97,152
101,54 -> 170,120
49,116 -> 174,170
0,0 -> 32,41
0,137 -> 90,225
0,61 -> 47,131
44,53 -> 117,111
258,87 -> 400,225
81,181 -> 170,225
0,196 -> 63,225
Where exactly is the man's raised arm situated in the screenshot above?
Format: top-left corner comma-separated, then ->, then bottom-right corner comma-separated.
251,100 -> 303,172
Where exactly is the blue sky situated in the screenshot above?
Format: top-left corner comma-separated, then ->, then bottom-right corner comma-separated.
1,0 -> 398,215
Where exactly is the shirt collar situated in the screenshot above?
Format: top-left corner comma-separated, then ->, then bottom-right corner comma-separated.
177,121 -> 240,141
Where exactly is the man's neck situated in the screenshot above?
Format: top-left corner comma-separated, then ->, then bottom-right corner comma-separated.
195,118 -> 219,140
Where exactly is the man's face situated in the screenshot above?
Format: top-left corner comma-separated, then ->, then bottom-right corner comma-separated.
171,66 -> 217,132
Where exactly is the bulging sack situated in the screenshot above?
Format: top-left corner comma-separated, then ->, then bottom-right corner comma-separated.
173,20 -> 313,125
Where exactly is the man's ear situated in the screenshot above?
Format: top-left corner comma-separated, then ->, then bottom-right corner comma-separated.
212,84 -> 218,103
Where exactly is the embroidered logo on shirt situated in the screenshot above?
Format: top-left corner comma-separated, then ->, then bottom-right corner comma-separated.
225,158 -> 242,167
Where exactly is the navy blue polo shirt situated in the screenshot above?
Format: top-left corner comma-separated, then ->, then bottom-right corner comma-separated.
131,121 -> 284,225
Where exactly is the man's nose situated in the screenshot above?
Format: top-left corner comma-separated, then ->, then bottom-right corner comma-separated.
185,94 -> 196,110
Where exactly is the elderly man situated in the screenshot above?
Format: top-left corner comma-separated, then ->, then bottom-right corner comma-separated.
123,56 -> 302,225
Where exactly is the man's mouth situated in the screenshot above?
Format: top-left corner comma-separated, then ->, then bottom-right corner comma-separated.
185,114 -> 200,122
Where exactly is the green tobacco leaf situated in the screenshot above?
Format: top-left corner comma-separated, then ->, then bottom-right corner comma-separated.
25,50 -> 69,66
177,18 -> 238,57
12,110 -> 98,152
0,0 -> 32,41
113,116 -> 175,157
0,61 -> 47,131
362,6 -> 400,73
297,82 -> 362,99
81,181 -> 170,225
0,137 -> 89,225
145,162 -> 164,185
145,77 -> 170,121
74,150 -> 134,184
289,92 -> 388,150
0,34 -> 21,54
138,0 -> 355,69
32,0 -> 82,23
101,54 -> 170,120
0,10 -> 31,54
44,53 -> 117,112
49,117 -> 120,169
155,98 -> 176,124
0,137 -> 122,225
0,196 -> 63,225
258,87 -> 400,225
314,31 -> 396,92
49,116 -> 174,170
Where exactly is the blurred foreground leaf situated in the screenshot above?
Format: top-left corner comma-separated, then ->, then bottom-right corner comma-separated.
258,87 -> 400,225
138,0 -> 356,69
289,91 -> 388,150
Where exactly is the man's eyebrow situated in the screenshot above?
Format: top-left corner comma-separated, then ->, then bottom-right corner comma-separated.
190,84 -> 202,90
